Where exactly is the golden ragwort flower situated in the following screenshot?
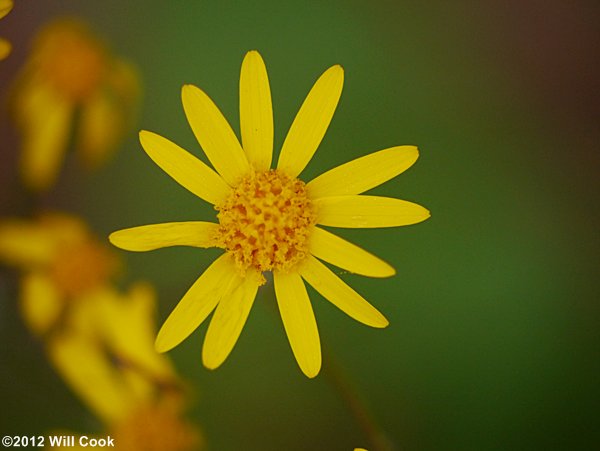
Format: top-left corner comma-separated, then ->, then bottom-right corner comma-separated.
0,212 -> 119,335
0,213 -> 201,449
110,51 -> 430,378
11,18 -> 140,191
48,283 -> 202,450
0,0 -> 12,60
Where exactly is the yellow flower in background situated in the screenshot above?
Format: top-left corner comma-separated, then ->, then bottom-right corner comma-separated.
0,213 -> 201,449
0,212 -> 119,335
47,284 -> 202,450
0,0 -> 12,60
11,18 -> 140,191
110,50 -> 430,378
48,283 -> 179,424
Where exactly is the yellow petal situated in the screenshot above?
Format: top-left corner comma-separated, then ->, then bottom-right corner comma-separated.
109,221 -> 219,252
107,59 -> 141,104
155,254 -> 238,353
315,195 -> 430,228
181,84 -> 250,185
47,332 -> 136,424
139,130 -> 230,205
239,50 -> 273,171
95,283 -> 176,384
0,220 -> 58,267
299,256 -> 389,328
78,59 -> 140,168
77,92 -> 121,168
309,227 -> 395,278
307,146 -> 419,198
274,270 -> 321,378
0,0 -> 12,19
19,82 -> 73,191
277,65 -> 344,178
202,269 -> 261,369
0,38 -> 10,60
19,272 -> 63,335
66,287 -> 163,405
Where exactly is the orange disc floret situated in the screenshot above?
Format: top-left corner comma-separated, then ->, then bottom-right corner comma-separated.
215,169 -> 316,276
34,19 -> 107,102
49,237 -> 118,298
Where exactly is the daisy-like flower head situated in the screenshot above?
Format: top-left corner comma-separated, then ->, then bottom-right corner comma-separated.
110,51 -> 430,378
47,283 -> 203,450
11,18 -> 140,191
0,212 -> 119,335
0,0 -> 12,60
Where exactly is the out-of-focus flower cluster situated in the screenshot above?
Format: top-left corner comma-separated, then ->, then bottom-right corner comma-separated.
10,18 -> 140,191
0,13 -> 203,451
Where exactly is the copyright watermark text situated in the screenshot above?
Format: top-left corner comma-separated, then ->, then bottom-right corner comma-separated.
2,435 -> 114,447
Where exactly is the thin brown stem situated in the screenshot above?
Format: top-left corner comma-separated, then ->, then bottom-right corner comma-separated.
321,346 -> 396,451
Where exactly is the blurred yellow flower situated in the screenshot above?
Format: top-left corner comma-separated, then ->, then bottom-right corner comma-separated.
110,50 -> 430,378
46,284 -> 202,450
0,212 -> 202,449
0,0 -> 12,60
45,284 -> 202,450
48,283 -> 179,423
11,18 -> 140,191
0,212 -> 119,335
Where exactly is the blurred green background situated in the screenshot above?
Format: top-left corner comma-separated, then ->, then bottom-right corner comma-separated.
1,1 -> 598,450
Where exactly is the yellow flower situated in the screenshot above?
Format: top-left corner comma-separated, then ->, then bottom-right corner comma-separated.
11,18 -> 140,191
0,0 -> 12,60
110,51 -> 430,378
46,285 -> 202,450
0,213 -> 200,449
47,283 -> 179,423
0,212 -> 119,335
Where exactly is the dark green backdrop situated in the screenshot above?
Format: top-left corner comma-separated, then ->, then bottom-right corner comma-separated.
1,1 -> 598,450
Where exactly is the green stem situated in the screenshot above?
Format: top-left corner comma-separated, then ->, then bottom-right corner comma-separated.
260,280 -> 395,450
321,346 -> 396,451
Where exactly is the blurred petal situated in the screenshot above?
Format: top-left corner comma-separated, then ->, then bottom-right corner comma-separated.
0,220 -> 58,267
239,50 -> 273,171
315,195 -> 431,228
309,227 -> 395,278
77,92 -> 121,168
155,254 -> 238,353
110,222 -> 219,252
47,331 -> 136,424
277,65 -> 344,178
18,82 -> 73,191
95,283 -> 177,396
274,270 -> 321,378
182,84 -> 250,185
202,269 -> 261,369
106,58 -> 141,110
0,0 -> 12,19
139,130 -> 230,205
307,146 -> 419,198
78,59 -> 140,168
299,256 -> 389,328
19,272 -> 62,335
0,38 -> 10,60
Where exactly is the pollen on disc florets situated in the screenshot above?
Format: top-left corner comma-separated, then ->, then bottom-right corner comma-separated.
215,169 -> 316,278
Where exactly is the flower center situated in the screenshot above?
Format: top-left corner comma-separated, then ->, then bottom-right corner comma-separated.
49,238 -> 117,298
111,403 -> 202,451
36,21 -> 106,101
215,169 -> 316,277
